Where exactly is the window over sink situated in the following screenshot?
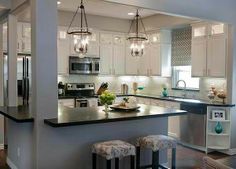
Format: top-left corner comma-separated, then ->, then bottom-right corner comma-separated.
172,66 -> 200,90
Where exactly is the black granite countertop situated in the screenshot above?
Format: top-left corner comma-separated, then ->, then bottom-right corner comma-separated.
44,104 -> 187,127
0,106 -> 34,123
59,94 -> 235,107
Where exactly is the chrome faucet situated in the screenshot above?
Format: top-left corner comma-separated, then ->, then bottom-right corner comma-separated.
176,80 -> 187,98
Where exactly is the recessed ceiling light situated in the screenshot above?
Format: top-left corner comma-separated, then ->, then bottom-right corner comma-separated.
57,1 -> 61,5
128,12 -> 135,16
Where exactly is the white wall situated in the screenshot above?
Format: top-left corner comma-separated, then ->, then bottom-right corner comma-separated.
59,10 -> 131,32
143,14 -> 196,31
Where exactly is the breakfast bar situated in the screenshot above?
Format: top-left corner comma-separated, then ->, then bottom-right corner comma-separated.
39,104 -> 186,169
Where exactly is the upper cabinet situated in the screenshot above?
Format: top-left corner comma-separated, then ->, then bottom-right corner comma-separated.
126,30 -> 171,77
191,22 -> 227,77
57,26 -> 70,75
100,33 -> 126,75
69,29 -> 100,57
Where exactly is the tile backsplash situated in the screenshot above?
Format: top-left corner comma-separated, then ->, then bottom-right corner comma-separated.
58,75 -> 226,101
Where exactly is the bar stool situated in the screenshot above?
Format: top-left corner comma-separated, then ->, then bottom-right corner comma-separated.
92,140 -> 136,169
136,135 -> 177,169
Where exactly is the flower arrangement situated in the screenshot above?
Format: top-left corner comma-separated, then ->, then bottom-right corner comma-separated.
99,90 -> 116,114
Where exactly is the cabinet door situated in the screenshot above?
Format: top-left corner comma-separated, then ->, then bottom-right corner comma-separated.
207,35 -> 226,77
57,27 -> 70,75
149,44 -> 161,76
100,45 -> 113,75
113,45 -> 125,75
3,24 -> 7,51
87,44 -> 99,57
100,33 -> 113,45
22,39 -> 31,53
191,39 -> 207,77
138,46 -> 150,76
192,24 -> 207,39
125,47 -> 139,75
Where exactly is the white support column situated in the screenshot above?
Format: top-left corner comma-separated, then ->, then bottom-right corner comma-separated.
7,15 -> 18,107
0,23 -> 4,106
31,0 -> 58,168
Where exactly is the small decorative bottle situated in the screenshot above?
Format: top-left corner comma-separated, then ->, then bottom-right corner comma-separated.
215,122 -> 223,134
162,87 -> 168,97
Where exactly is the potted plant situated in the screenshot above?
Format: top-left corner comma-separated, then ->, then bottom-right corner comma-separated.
99,90 -> 116,115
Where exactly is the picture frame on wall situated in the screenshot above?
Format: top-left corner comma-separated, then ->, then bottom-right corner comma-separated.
212,110 -> 226,121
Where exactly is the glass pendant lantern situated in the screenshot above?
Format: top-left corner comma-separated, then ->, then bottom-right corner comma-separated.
127,9 -> 148,57
67,0 -> 91,58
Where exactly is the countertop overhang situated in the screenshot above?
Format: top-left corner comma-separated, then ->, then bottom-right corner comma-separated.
44,104 -> 187,127
0,106 -> 34,123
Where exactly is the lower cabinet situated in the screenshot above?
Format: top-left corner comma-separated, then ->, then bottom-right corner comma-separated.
58,99 -> 75,108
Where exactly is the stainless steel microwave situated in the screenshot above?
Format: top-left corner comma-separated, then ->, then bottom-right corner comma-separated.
69,56 -> 100,75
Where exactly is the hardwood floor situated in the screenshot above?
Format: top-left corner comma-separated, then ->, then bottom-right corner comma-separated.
0,145 -> 233,169
168,145 -> 229,169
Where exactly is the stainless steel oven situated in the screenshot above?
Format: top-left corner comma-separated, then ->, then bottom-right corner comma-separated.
69,56 -> 99,75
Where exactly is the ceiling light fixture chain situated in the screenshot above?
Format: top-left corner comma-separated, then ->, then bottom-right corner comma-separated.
127,9 -> 148,57
67,0 -> 92,57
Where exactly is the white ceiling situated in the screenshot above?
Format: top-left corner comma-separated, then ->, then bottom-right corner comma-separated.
57,0 -> 159,19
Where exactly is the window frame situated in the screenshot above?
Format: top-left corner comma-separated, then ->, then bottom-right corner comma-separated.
172,66 -> 200,91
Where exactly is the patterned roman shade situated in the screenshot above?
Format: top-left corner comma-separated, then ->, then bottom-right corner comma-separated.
171,27 -> 192,66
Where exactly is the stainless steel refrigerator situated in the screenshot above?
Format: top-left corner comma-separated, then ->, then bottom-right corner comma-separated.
4,53 -> 32,106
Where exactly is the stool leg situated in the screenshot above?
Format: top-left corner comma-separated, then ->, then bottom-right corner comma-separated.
92,153 -> 96,169
130,155 -> 135,169
106,159 -> 111,169
152,151 -> 159,169
115,158 -> 119,169
136,147 -> 140,169
171,148 -> 176,169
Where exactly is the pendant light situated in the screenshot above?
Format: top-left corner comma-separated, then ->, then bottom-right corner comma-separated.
127,9 -> 148,57
67,0 -> 91,58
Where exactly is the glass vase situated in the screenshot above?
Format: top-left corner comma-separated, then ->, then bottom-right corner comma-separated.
104,103 -> 109,115
215,122 -> 223,134
162,88 -> 168,97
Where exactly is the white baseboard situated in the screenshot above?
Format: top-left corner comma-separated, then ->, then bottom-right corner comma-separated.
7,157 -> 18,169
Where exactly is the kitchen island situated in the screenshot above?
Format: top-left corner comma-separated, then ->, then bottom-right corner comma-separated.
41,104 -> 186,169
4,104 -> 186,169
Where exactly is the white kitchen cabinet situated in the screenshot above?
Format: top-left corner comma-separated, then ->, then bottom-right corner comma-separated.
125,46 -> 140,75
126,30 -> 171,77
99,44 -> 113,75
113,45 -> 125,75
191,38 -> 207,77
57,27 -> 70,75
191,22 -> 227,78
58,99 -> 75,108
207,35 -> 226,77
70,30 -> 100,57
3,24 -> 7,52
112,34 -> 126,75
100,33 -> 113,45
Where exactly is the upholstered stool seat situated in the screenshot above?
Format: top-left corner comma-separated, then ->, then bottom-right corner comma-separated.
136,135 -> 177,151
92,140 -> 135,169
136,135 -> 177,169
